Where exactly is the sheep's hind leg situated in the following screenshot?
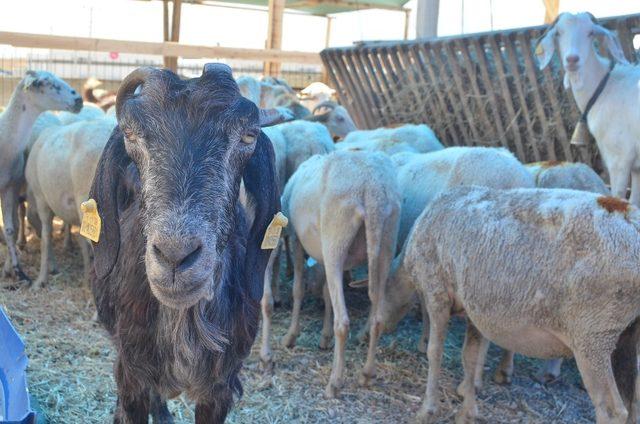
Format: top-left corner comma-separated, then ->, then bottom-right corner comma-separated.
0,187 -> 30,284
536,358 -> 563,383
32,203 -> 54,289
260,241 -> 281,371
493,349 -> 514,385
416,300 -> 451,423
319,281 -> 334,350
573,345 -> 628,424
16,199 -> 26,250
455,321 -> 485,424
281,236 -> 306,348
321,212 -> 362,399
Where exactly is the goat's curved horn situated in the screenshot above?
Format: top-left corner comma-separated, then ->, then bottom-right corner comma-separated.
116,67 -> 156,121
312,101 -> 337,115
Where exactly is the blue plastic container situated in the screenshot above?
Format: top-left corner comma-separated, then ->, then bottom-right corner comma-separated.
0,308 -> 35,424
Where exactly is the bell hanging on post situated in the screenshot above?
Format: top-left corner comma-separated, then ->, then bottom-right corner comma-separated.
570,118 -> 590,147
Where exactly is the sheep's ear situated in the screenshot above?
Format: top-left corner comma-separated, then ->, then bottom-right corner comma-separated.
259,107 -> 293,127
595,25 -> 629,65
89,126 -> 133,279
535,25 -> 557,70
242,131 -> 280,301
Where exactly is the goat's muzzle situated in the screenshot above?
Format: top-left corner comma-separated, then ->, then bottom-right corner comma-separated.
146,233 -> 216,309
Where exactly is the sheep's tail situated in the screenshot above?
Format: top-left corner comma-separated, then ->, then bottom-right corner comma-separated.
363,190 -> 398,320
612,317 -> 640,418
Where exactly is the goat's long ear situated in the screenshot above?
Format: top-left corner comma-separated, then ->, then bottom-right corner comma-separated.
242,131 -> 280,301
89,126 -> 133,279
535,16 -> 560,70
594,25 -> 629,65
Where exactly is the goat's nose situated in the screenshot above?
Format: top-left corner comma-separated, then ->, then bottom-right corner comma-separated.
152,238 -> 203,272
566,55 -> 580,65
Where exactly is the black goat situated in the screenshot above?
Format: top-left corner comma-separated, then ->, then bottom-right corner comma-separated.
90,63 -> 286,423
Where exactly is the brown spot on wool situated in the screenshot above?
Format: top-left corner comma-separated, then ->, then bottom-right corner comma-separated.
538,160 -> 566,168
597,196 -> 630,214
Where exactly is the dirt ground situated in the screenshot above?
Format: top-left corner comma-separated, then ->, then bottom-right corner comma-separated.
0,228 -> 597,423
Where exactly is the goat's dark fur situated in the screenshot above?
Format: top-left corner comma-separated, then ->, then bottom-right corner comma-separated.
90,64 -> 279,423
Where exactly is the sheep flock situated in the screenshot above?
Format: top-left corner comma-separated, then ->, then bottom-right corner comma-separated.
2,11 -> 640,424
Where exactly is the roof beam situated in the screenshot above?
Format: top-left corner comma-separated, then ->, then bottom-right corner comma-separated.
287,0 -> 406,12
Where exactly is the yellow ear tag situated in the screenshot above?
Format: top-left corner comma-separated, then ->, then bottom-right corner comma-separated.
80,199 -> 102,243
261,212 -> 288,250
535,44 -> 544,56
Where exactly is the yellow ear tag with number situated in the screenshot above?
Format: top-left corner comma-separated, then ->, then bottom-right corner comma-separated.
261,212 -> 288,250
535,44 -> 544,56
80,199 -> 102,243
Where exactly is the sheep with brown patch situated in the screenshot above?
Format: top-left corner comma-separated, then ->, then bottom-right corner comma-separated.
406,186 -> 640,424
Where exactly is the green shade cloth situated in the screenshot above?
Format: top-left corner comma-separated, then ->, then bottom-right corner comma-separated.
181,0 -> 410,15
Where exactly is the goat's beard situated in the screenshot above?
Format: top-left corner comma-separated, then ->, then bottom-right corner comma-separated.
564,71 -> 584,90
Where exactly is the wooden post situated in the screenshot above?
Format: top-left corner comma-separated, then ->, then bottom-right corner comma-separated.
404,9 -> 411,40
416,0 -> 439,39
543,0 -> 560,24
163,0 -> 182,72
321,16 -> 334,84
163,0 -> 170,68
264,0 -> 285,76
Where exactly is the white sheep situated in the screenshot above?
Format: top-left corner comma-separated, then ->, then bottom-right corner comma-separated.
527,160 -> 609,194
25,117 -> 116,288
379,147 -> 534,388
536,12 -> 639,205
237,75 -> 310,119
57,102 -> 104,125
299,81 -> 336,111
305,101 -> 357,140
409,186 -> 640,424
0,70 -> 82,284
337,124 -> 443,155
258,120 -> 335,369
281,150 -> 401,398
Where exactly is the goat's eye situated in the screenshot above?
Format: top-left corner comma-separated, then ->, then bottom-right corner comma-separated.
588,30 -> 595,37
241,131 -> 258,144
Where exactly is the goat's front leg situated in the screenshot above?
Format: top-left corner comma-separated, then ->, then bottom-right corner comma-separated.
281,237 -> 305,348
113,358 -> 150,424
1,186 -> 30,284
195,388 -> 233,424
149,390 -> 173,424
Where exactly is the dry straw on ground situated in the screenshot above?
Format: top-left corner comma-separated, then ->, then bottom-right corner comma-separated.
1,228 -> 595,423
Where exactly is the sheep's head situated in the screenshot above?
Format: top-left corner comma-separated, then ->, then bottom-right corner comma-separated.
535,12 -> 628,86
22,70 -> 82,113
94,64 -> 287,309
307,101 -> 357,140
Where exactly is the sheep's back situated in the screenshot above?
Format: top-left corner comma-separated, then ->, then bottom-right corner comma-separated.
410,186 -> 640,333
